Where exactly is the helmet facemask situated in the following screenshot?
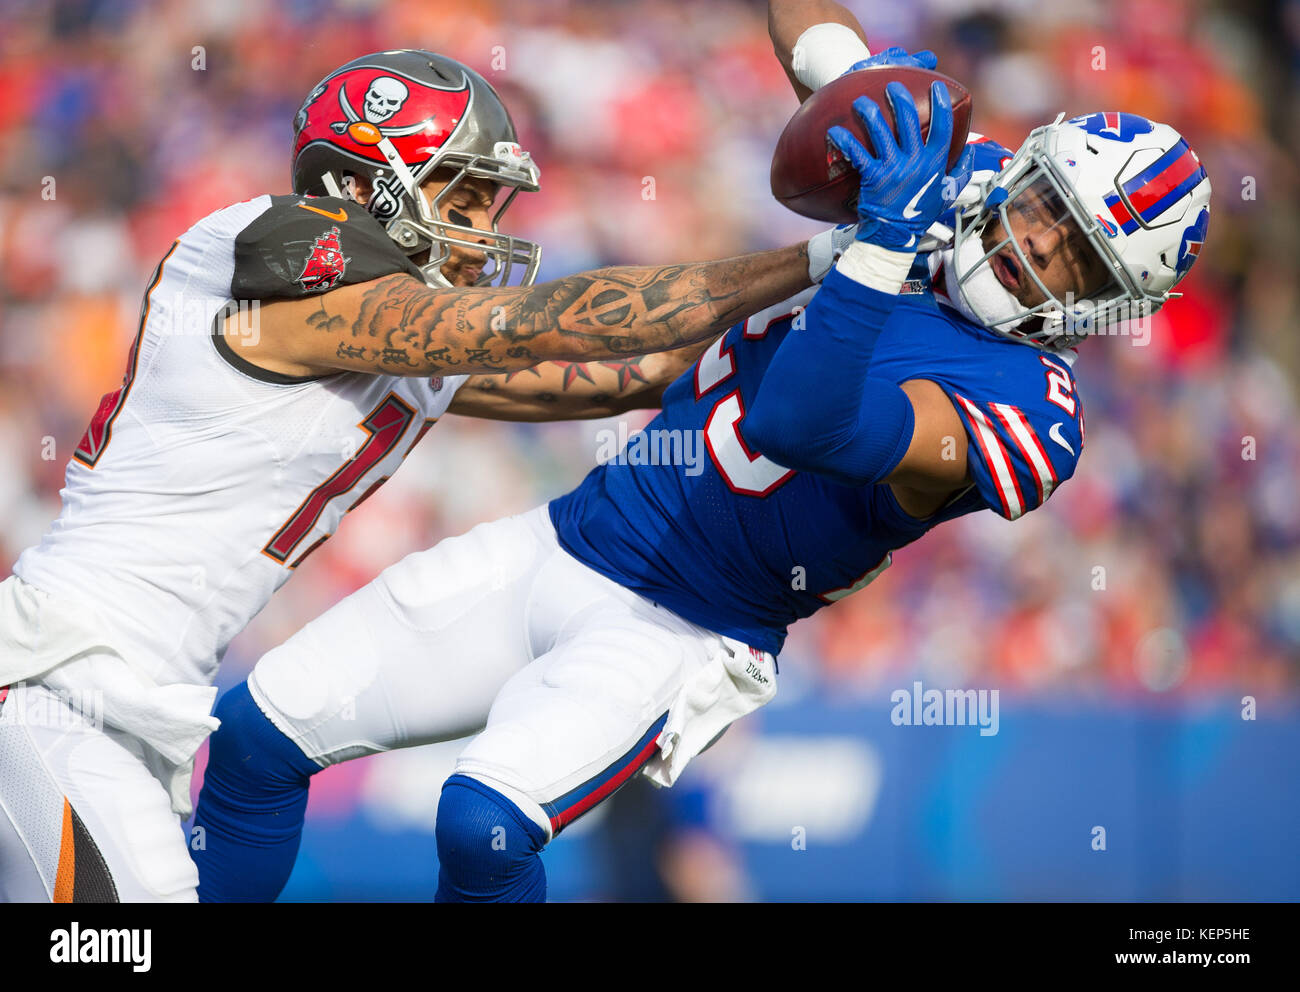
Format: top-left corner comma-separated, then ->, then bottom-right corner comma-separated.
331,135 -> 541,290
947,121 -> 1162,350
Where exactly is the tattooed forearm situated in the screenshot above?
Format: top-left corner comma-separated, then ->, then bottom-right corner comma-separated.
421,346 -> 459,366
449,337 -> 716,422
598,357 -> 651,391
307,301 -> 345,334
380,347 -> 418,369
304,242 -> 811,376
501,358 -> 649,393
336,342 -> 366,360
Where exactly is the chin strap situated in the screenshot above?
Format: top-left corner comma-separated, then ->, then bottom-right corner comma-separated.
375,136 -> 420,193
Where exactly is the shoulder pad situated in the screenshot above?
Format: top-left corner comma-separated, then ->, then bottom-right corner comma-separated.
231,195 -> 422,301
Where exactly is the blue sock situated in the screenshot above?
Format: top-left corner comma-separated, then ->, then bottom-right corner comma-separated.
435,774 -> 548,902
193,682 -> 322,902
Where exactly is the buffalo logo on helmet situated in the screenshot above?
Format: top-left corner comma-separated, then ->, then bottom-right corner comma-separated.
298,226 -> 350,291
1174,207 -> 1210,279
294,66 -> 471,162
1068,112 -> 1156,143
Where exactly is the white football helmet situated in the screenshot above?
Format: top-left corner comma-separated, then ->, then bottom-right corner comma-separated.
943,112 -> 1211,349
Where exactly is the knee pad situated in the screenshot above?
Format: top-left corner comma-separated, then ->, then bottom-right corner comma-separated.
435,774 -> 548,903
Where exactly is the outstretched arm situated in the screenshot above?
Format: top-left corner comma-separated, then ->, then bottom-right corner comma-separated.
228,246 -> 810,380
448,337 -> 714,421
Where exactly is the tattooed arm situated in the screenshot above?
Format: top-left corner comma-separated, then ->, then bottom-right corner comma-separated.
446,337 -> 714,421
225,246 -> 810,379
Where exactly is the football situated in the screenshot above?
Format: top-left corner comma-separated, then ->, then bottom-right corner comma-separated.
770,65 -> 974,224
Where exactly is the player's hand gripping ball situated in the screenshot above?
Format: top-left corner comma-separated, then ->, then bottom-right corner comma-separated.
770,65 -> 973,227
831,81 -> 975,250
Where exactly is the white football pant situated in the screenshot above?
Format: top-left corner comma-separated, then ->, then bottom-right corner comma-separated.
249,504 -> 752,837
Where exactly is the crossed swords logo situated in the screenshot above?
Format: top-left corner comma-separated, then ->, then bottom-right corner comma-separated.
294,69 -> 471,221
329,74 -> 435,138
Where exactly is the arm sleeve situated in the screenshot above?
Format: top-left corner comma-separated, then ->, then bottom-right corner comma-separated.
740,266 -> 915,487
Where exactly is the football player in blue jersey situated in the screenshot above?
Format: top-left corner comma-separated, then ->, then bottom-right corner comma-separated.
193,0 -> 1212,901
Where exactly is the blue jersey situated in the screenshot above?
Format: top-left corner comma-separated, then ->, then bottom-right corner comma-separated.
549,141 -> 1082,656
550,281 -> 1084,656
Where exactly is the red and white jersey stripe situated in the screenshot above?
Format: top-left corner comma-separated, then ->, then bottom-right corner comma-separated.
990,402 -> 1059,505
952,389 -> 1081,521
954,394 -> 1026,519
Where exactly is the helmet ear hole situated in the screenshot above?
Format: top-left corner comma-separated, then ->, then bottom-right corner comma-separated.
340,172 -> 370,203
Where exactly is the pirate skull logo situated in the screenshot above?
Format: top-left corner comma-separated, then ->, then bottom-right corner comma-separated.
363,76 -> 409,124
331,72 -> 433,141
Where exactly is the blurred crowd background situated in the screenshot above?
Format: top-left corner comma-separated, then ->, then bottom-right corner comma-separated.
1,0 -> 1297,901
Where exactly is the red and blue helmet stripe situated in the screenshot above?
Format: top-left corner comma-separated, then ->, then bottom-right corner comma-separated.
1120,139 -> 1208,226
1102,193 -> 1140,235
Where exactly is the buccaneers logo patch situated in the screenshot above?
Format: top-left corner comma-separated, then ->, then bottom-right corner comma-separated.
298,226 -> 349,291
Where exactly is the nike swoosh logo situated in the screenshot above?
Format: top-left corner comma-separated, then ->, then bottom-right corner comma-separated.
1048,422 -> 1074,456
902,173 -> 940,220
297,202 -> 348,222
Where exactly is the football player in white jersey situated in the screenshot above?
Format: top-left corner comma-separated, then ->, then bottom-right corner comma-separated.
0,49 -> 840,902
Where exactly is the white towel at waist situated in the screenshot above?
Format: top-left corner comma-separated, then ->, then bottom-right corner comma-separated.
642,634 -> 777,789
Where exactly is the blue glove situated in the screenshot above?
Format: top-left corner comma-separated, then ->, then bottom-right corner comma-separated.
844,46 -> 938,75
827,80 -> 975,251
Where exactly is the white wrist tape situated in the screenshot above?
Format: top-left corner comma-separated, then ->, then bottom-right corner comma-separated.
834,241 -> 916,295
792,23 -> 871,92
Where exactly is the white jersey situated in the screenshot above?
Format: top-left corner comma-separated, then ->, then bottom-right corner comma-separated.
14,194 -> 465,690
